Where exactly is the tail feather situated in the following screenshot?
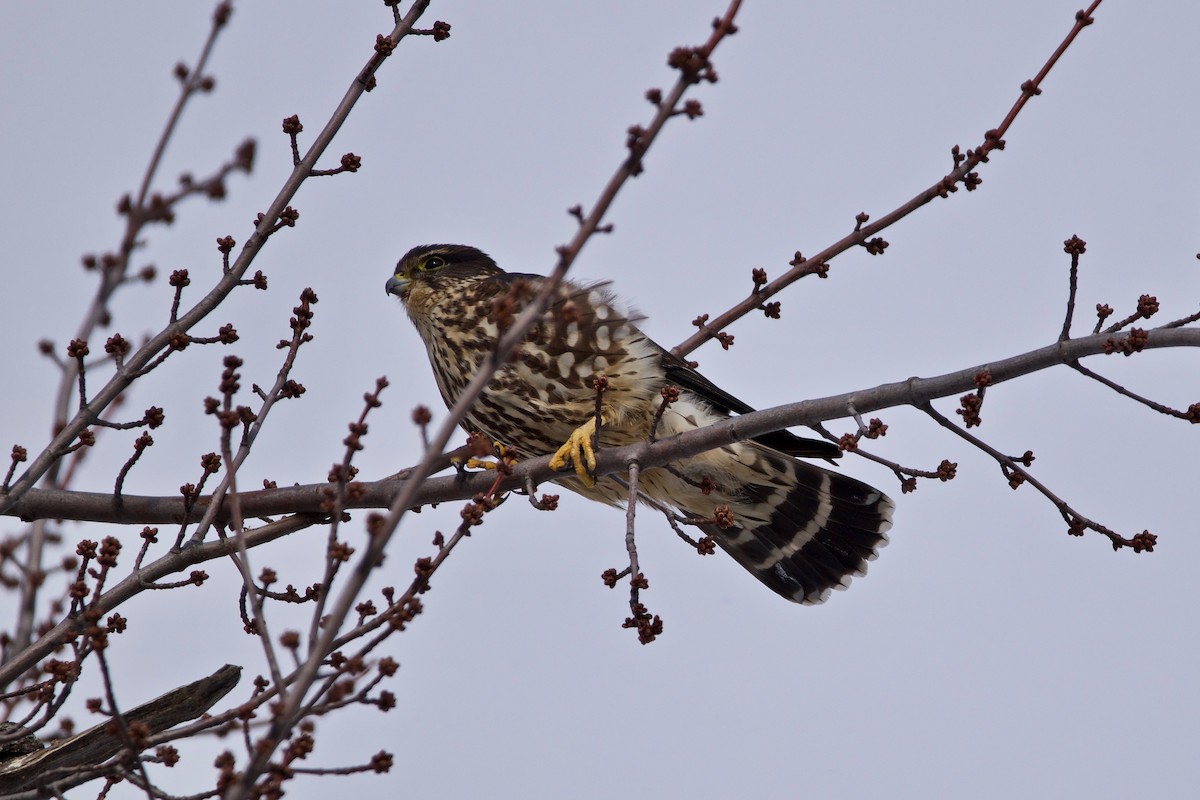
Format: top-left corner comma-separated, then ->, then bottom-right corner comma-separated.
693,447 -> 894,604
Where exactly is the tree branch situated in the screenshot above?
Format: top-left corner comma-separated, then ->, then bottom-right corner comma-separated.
8,326 -> 1195,529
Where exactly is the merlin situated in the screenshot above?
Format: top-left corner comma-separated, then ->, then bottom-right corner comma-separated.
386,244 -> 894,603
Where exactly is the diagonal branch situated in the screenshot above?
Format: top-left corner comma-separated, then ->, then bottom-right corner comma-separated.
671,0 -> 1104,358
917,400 -> 1154,551
0,1 -> 431,518
1068,360 -> 1199,421
227,3 -> 744,791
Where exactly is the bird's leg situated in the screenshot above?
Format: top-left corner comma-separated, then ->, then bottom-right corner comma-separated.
548,416 -> 602,487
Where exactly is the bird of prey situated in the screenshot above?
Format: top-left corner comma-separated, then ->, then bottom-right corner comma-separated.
386,244 -> 894,604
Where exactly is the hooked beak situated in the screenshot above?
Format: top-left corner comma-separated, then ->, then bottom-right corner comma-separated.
385,274 -> 409,297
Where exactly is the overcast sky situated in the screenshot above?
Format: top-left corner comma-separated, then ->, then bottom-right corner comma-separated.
1,2 -> 1197,798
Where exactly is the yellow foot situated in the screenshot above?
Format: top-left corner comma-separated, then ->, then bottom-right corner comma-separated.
548,418 -> 599,487
454,441 -> 511,473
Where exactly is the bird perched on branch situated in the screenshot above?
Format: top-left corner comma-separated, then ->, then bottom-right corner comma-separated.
386,244 -> 894,604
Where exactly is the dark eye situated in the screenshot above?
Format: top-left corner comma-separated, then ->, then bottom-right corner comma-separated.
424,256 -> 445,270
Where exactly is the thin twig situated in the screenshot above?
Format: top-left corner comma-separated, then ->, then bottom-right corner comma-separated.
306,378 -> 389,656
624,460 -> 642,608
918,400 -> 1152,551
1060,240 -> 1083,340
94,649 -> 157,799
1068,360 -> 1198,421
1160,308 -> 1200,329
811,422 -> 956,494
221,420 -> 287,696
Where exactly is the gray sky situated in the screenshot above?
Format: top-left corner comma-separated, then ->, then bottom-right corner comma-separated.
2,2 -> 1197,798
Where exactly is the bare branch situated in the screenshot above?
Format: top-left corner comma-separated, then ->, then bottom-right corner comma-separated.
7,326 -> 1195,530
672,1 -> 1104,358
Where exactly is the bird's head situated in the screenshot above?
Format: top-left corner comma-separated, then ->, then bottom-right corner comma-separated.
385,244 -> 501,306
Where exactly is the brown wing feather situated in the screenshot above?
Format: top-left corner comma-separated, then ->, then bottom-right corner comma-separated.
659,351 -> 841,460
